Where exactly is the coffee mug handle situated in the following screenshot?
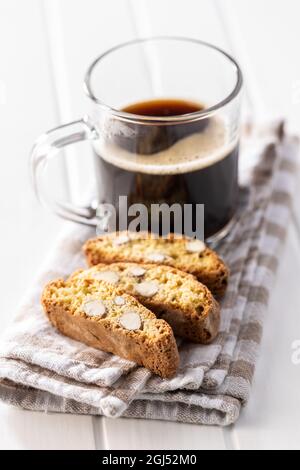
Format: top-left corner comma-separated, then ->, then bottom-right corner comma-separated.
30,116 -> 100,225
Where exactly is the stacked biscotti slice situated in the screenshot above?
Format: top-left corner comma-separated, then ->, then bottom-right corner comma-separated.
42,277 -> 179,378
83,231 -> 229,298
71,263 -> 220,344
42,232 -> 229,378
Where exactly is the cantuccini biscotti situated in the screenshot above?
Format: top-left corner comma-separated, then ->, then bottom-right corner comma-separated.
42,277 -> 179,378
83,232 -> 229,297
71,263 -> 220,344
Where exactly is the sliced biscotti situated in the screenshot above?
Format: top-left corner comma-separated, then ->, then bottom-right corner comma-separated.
83,231 -> 229,297
71,263 -> 220,344
41,277 -> 179,378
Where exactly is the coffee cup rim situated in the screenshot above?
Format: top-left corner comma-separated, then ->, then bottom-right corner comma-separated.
84,36 -> 243,123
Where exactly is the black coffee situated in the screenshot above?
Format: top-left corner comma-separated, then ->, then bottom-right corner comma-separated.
95,98 -> 239,238
115,99 -> 209,154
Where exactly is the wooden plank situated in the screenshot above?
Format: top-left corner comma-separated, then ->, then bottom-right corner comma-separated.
99,417 -> 226,450
219,0 -> 300,131
131,0 -> 252,121
46,0 -> 238,207
219,0 -> 300,230
217,0 -> 300,449
90,221 -> 300,451
130,0 -> 227,48
97,0 -> 231,450
221,0 -> 300,228
0,0 -> 95,450
225,224 -> 300,450
49,0 -> 145,449
0,0 -> 65,329
42,0 -> 136,205
0,404 -> 95,450
43,0 -> 136,117
43,0 -> 300,449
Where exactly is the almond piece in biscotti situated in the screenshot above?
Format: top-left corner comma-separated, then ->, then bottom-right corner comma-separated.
146,252 -> 166,263
135,281 -> 159,298
82,299 -> 106,317
114,295 -> 126,306
185,239 -> 206,253
119,311 -> 142,330
93,270 -> 119,285
129,266 -> 147,277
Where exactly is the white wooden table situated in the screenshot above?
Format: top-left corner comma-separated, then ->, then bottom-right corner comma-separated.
1,0 -> 300,450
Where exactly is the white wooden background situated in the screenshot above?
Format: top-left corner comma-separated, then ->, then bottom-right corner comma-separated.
0,0 -> 300,450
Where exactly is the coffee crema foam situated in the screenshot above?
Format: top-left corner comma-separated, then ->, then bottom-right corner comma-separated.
94,117 -> 238,175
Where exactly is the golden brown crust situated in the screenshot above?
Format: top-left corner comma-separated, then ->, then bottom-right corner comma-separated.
71,263 -> 220,344
83,231 -> 229,298
41,278 -> 179,378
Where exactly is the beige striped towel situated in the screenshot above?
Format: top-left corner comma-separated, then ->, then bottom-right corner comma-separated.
0,123 -> 298,426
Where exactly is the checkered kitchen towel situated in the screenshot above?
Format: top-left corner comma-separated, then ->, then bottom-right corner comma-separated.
0,123 -> 298,426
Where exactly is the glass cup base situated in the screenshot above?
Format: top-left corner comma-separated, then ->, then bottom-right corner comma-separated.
205,215 -> 236,247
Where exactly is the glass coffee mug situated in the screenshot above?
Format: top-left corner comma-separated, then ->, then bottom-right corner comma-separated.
30,37 -> 243,241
